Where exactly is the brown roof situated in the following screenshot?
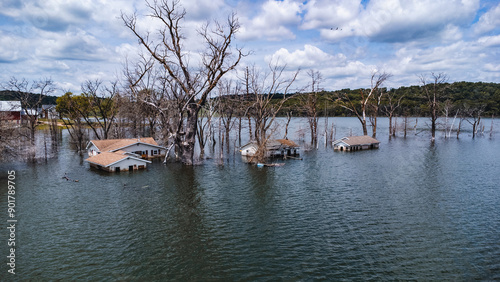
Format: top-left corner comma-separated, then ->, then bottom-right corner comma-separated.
85,152 -> 129,167
336,135 -> 380,146
86,151 -> 151,167
90,137 -> 159,152
276,139 -> 299,147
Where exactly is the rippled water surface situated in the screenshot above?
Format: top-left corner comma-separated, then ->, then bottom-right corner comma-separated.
1,118 -> 499,280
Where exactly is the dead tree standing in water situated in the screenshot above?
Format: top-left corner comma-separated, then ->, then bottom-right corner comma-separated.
336,71 -> 390,136
304,69 -> 322,145
420,72 -> 448,141
5,77 -> 55,145
243,63 -> 299,163
122,0 -> 244,165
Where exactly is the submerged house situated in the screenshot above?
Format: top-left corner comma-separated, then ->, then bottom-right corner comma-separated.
240,139 -> 300,158
86,151 -> 152,172
333,135 -> 380,151
85,137 -> 166,172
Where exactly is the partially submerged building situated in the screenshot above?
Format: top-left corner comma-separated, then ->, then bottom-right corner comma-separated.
85,137 -> 166,172
86,151 -> 152,172
333,135 -> 380,151
240,139 -> 300,158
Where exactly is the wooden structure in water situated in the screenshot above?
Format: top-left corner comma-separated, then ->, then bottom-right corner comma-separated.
240,139 -> 300,158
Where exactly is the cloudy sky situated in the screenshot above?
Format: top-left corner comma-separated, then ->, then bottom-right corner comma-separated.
0,0 -> 499,95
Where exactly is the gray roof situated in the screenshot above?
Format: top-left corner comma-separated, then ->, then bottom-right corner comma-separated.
333,135 -> 380,146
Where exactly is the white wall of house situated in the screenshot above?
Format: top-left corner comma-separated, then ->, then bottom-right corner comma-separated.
241,144 -> 258,156
88,144 -> 99,156
116,143 -> 163,157
110,158 -> 149,172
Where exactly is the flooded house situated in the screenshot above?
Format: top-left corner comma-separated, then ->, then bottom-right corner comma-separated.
240,139 -> 300,158
85,137 -> 166,172
333,135 -> 380,151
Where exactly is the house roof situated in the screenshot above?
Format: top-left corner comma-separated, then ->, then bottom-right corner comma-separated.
241,139 -> 300,150
85,151 -> 151,167
0,101 -> 22,112
87,137 -> 163,152
333,135 -> 380,146
41,104 -> 56,110
275,139 -> 299,148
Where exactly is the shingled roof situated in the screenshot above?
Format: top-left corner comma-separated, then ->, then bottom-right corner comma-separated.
86,151 -> 151,167
334,135 -> 380,146
88,137 -> 161,152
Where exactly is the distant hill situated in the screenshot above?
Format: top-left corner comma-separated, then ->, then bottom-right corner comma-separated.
0,90 -> 58,105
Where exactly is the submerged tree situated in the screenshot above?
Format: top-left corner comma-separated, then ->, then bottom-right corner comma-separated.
122,0 -> 244,165
56,92 -> 88,152
336,71 -> 391,136
79,80 -> 119,140
420,72 -> 448,141
243,63 -> 299,163
382,89 -> 403,137
464,103 -> 486,138
5,77 -> 55,145
304,69 -> 322,145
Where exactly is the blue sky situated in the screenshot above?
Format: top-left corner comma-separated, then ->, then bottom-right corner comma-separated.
0,0 -> 499,95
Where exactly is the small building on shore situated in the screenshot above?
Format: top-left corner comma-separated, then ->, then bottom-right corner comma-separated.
85,137 -> 165,172
240,139 -> 300,158
0,101 -> 22,124
333,135 -> 380,152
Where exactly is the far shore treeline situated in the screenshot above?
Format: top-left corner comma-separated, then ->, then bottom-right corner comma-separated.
2,81 -> 499,118
224,81 -> 500,117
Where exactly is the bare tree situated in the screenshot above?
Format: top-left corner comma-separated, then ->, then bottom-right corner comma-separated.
197,94 -> 217,159
382,89 -> 403,137
5,77 -> 55,144
419,72 -> 448,141
216,79 -> 241,155
336,71 -> 391,136
442,99 -> 453,138
243,63 -> 299,163
56,92 -> 89,152
78,80 -> 119,140
0,113 -> 21,161
465,103 -> 486,138
122,0 -> 245,165
304,69 -> 322,145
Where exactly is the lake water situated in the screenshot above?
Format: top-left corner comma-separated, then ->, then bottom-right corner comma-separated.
1,117 -> 499,280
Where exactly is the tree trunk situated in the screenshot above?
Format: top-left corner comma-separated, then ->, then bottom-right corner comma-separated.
388,115 -> 393,137
362,121 -> 368,136
372,116 -> 377,138
180,104 -> 199,165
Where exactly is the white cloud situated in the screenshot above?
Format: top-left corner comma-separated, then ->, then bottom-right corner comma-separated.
265,44 -> 345,68
319,0 -> 480,43
473,2 -> 500,34
0,0 -> 499,93
33,29 -> 112,61
302,0 -> 362,30
477,34 -> 500,47
239,0 -> 302,41
0,0 -> 94,32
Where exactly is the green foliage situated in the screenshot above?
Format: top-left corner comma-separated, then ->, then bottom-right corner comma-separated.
0,90 -> 58,104
229,81 -> 500,117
